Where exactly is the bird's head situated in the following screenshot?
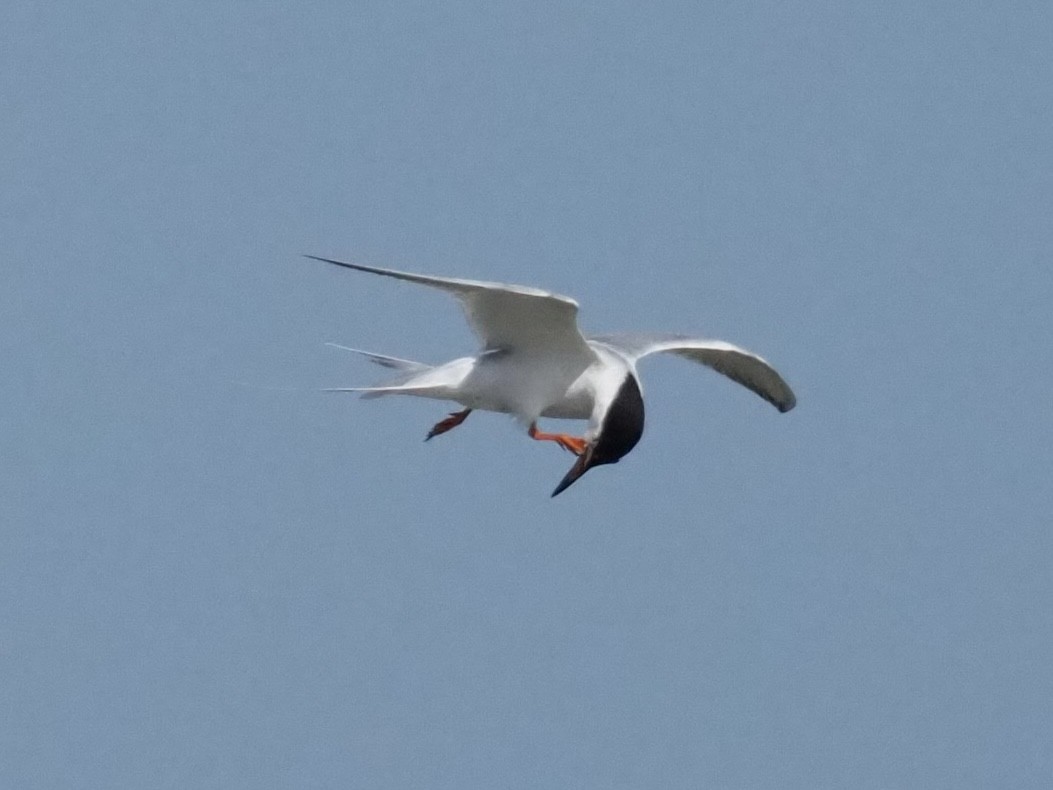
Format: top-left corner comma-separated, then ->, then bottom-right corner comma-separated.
551,374 -> 645,496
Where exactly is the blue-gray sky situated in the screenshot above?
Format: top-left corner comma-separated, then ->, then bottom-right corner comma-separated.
4,2 -> 1052,787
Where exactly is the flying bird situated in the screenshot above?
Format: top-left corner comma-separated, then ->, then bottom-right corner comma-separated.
308,255 -> 796,496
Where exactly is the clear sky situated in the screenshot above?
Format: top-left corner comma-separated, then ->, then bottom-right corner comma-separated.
3,2 -> 1052,787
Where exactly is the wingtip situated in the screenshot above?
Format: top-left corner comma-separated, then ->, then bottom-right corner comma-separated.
304,253 -> 354,268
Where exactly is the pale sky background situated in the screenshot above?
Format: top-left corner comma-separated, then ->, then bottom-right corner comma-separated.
3,2 -> 1052,788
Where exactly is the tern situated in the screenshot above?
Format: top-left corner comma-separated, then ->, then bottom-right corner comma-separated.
308,255 -> 796,496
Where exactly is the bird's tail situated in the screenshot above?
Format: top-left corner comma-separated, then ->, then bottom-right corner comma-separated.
325,343 -> 430,372
324,343 -> 437,399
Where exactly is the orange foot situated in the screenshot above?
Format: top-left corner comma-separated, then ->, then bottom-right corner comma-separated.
426,408 -> 472,441
528,422 -> 588,456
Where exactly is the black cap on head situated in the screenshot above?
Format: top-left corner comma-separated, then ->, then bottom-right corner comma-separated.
551,374 -> 645,496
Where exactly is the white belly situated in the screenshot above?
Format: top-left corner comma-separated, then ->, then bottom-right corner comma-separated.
456,349 -> 595,421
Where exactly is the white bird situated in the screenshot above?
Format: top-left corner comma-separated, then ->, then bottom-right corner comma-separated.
308,255 -> 796,496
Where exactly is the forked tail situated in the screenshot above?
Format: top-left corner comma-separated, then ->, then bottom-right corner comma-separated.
324,343 -> 436,399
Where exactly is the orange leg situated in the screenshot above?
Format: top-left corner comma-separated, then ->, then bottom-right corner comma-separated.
425,408 -> 472,441
528,422 -> 588,456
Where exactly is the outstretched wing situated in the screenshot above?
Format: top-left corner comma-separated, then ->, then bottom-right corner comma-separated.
307,255 -> 592,356
590,332 -> 796,413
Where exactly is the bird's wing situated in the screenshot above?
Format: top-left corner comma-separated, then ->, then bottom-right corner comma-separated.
590,332 -> 796,413
307,255 -> 592,356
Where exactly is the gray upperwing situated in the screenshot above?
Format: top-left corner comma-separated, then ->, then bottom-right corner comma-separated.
307,255 -> 593,357
590,332 -> 796,413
